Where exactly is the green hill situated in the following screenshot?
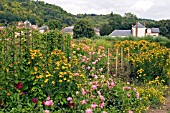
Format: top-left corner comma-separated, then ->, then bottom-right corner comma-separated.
0,0 -> 75,26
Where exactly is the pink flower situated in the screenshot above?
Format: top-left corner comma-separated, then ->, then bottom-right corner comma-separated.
81,100 -> 87,104
44,100 -> 53,106
91,95 -> 95,98
100,95 -> 105,101
92,85 -> 97,90
92,62 -> 96,65
98,46 -> 105,50
111,81 -> 115,87
91,73 -> 95,77
67,97 -> 72,101
123,86 -> 131,91
82,59 -> 86,62
86,108 -> 93,113
128,110 -> 133,113
87,66 -> 91,70
100,102 -> 105,108
127,94 -> 131,97
46,96 -> 50,101
82,88 -> 86,95
83,56 -> 87,59
77,48 -> 80,50
97,91 -> 101,95
91,103 -> 98,108
44,110 -> 50,113
136,92 -> 140,99
133,88 -> 137,92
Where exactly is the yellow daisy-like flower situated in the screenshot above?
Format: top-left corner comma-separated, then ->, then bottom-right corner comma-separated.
59,80 -> 62,83
52,81 -> 55,84
64,78 -> 67,81
44,79 -> 49,83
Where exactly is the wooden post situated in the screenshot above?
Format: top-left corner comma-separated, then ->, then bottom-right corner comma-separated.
107,48 -> 110,75
116,48 -> 118,76
128,47 -> 130,61
121,47 -> 124,71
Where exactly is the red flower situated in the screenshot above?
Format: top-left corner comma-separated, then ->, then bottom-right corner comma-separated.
14,82 -> 22,89
69,101 -> 74,108
21,92 -> 24,96
32,98 -> 38,104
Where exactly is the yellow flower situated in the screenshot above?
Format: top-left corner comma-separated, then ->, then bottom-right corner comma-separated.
52,81 -> 55,84
44,79 -> 49,83
67,80 -> 70,82
64,78 -> 67,81
59,80 -> 62,83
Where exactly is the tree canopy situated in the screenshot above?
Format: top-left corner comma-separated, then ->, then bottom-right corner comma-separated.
73,19 -> 95,38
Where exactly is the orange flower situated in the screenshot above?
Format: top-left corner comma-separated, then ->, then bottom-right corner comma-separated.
0,87 -> 2,90
7,92 -> 10,96
34,67 -> 37,71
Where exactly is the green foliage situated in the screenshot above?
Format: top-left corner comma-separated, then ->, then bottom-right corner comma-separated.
0,0 -> 74,26
73,19 -> 95,38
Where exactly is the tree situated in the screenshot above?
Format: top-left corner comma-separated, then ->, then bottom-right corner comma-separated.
108,12 -> 123,31
46,20 -> 62,30
73,19 -> 95,38
100,24 -> 112,36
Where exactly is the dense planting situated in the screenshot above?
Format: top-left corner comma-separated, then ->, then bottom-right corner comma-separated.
0,29 -> 169,113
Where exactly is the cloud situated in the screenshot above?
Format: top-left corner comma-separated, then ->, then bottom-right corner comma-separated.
130,0 -> 154,12
38,0 -> 170,20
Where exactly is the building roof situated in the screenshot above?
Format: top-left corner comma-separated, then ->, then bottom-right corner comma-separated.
133,22 -> 146,28
94,27 -> 100,32
151,28 -> 160,33
109,30 -> 132,36
38,26 -> 49,30
63,26 -> 74,32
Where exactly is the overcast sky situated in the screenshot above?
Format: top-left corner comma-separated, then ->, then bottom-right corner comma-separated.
38,0 -> 170,20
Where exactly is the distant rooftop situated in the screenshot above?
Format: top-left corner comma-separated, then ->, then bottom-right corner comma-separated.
63,26 -> 74,32
133,22 -> 146,28
38,26 -> 49,30
151,28 -> 160,33
109,30 -> 132,36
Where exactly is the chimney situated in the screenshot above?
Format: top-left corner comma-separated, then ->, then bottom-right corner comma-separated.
143,22 -> 146,27
136,21 -> 138,37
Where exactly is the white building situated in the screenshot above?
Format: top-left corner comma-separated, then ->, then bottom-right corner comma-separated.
109,22 -> 160,37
